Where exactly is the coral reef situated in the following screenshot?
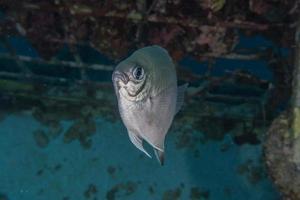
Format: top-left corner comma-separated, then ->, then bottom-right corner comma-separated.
162,187 -> 182,200
83,184 -> 97,199
106,181 -> 137,200
63,117 -> 96,149
264,112 -> 300,200
237,159 -> 265,185
189,187 -> 210,200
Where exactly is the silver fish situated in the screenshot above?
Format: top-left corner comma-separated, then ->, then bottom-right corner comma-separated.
112,45 -> 188,165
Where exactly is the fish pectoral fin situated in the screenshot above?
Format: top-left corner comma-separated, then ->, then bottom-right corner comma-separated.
175,83 -> 189,114
154,148 -> 165,166
128,131 -> 152,158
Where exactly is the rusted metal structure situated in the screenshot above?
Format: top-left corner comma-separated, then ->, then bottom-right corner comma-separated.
0,1 -> 299,198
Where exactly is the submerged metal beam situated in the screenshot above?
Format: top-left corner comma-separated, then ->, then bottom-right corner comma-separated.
0,53 -> 115,71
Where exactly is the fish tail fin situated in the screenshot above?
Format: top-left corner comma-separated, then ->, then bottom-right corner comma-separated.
176,83 -> 189,114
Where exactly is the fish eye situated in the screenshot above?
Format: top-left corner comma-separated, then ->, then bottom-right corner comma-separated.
132,66 -> 144,80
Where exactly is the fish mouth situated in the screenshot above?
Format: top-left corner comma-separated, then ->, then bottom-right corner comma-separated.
112,71 -> 129,86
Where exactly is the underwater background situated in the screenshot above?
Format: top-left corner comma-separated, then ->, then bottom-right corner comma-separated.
0,1 -> 299,200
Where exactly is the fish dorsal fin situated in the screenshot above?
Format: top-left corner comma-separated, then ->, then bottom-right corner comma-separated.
176,83 -> 188,114
128,130 -> 152,158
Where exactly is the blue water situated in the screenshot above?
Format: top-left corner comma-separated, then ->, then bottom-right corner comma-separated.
0,33 -> 283,200
0,114 -> 279,200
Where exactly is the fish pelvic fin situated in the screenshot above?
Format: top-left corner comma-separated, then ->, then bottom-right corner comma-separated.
128,130 -> 152,158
